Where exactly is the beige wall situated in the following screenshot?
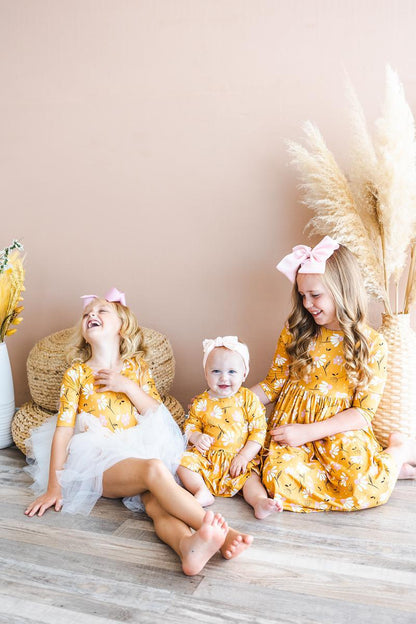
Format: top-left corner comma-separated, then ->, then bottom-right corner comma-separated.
1,0 -> 415,408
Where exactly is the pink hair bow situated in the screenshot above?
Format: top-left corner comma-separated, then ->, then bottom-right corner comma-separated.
202,335 -> 250,375
276,236 -> 339,282
81,287 -> 127,309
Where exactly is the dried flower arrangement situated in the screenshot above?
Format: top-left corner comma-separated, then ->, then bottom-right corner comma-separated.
287,66 -> 416,315
0,240 -> 25,342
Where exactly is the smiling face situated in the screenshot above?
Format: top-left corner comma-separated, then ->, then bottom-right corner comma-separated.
81,299 -> 122,343
204,347 -> 246,399
296,273 -> 340,330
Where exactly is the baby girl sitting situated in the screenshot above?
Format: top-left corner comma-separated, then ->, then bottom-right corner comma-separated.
177,336 -> 282,518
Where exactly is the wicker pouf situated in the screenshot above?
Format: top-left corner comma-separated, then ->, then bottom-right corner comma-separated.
12,394 -> 185,456
11,401 -> 55,454
27,326 -> 176,413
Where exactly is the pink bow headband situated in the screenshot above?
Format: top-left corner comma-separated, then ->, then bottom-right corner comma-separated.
202,336 -> 250,375
276,236 -> 339,282
81,287 -> 127,309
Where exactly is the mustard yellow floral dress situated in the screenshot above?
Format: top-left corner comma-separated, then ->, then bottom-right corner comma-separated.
56,358 -> 161,430
180,387 -> 266,496
260,325 -> 398,512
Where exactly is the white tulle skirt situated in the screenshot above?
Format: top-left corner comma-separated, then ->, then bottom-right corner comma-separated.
25,403 -> 186,515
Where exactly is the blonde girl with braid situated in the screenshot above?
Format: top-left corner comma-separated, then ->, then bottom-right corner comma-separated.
249,237 -> 416,513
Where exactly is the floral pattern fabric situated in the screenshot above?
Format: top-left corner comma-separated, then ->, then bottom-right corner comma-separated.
57,358 -> 161,431
260,325 -> 398,512
180,387 -> 266,497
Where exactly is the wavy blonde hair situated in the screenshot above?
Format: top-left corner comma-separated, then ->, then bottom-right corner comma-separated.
66,298 -> 147,365
286,245 -> 372,389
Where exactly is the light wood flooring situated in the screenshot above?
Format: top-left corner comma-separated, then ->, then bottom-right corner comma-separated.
0,445 -> 415,624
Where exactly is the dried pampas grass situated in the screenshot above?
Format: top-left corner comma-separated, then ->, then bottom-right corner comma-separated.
288,66 -> 416,314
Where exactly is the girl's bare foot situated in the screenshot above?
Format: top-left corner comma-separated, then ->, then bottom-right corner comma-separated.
179,510 -> 227,576
253,497 -> 283,519
194,488 -> 215,507
220,527 -> 253,560
398,462 -> 416,479
388,432 -> 416,465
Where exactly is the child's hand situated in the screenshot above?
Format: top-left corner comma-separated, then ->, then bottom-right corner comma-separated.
95,369 -> 130,394
270,423 -> 311,447
24,488 -> 63,517
194,433 -> 214,453
229,453 -> 249,478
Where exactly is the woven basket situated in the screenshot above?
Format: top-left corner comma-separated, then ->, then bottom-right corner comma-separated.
12,395 -> 185,456
372,313 -> 416,447
27,326 -> 175,412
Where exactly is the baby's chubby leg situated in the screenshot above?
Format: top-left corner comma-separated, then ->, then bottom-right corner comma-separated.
242,473 -> 283,519
177,465 -> 215,507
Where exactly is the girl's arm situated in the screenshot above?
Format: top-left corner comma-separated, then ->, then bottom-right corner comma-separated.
229,440 -> 261,477
25,426 -> 74,517
250,383 -> 272,406
271,407 -> 367,447
95,369 -> 160,413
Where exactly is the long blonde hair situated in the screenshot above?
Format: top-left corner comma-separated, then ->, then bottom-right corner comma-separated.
286,245 -> 372,389
66,298 -> 147,365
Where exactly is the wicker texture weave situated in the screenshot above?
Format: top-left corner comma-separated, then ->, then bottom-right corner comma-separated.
13,325 -> 185,456
27,327 -> 175,412
372,314 -> 416,447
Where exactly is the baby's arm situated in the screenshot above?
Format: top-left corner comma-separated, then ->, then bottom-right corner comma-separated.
229,440 -> 261,478
25,426 -> 74,517
185,400 -> 214,453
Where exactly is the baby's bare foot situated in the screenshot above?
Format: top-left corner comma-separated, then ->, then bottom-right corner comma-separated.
195,488 -> 215,507
179,510 -> 227,576
221,527 -> 253,560
253,497 -> 283,519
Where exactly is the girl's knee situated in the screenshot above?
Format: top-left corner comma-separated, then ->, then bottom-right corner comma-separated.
144,458 -> 171,485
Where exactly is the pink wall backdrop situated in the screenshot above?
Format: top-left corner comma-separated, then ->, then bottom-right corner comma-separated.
1,0 -> 416,408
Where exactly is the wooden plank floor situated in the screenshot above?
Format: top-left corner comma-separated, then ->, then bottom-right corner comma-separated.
0,445 -> 415,624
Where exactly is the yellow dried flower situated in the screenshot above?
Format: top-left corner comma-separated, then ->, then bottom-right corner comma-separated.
0,242 -> 25,341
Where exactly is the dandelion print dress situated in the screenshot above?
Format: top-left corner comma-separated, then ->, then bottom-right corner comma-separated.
260,325 -> 397,512
180,387 -> 266,496
56,358 -> 161,431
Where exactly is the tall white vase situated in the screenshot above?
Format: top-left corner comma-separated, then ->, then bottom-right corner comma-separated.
0,341 -> 15,448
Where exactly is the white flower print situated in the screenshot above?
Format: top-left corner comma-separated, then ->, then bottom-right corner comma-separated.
97,395 -> 108,410
60,385 -> 66,397
211,405 -> 223,419
342,497 -> 354,510
317,470 -> 327,481
318,381 -> 332,394
265,466 -> 279,481
99,414 -> 107,427
142,383 -> 150,394
335,392 -> 349,400
121,413 -> 131,426
221,431 -> 235,446
195,399 -> 207,413
307,340 -> 316,353
331,462 -> 342,471
379,491 -> 389,503
148,369 -> 154,378
68,369 -> 79,383
316,502 -> 328,510
82,383 -> 94,399
329,443 -> 340,458
232,411 -> 243,423
291,504 -> 303,512
354,474 -> 367,491
58,410 -> 73,424
313,354 -> 327,368
281,453 -> 293,461
333,356 -> 344,365
235,394 -> 244,407
349,455 -> 362,465
339,472 -> 348,487
329,333 -> 343,347
275,354 -> 287,366
369,463 -> 378,477
273,379 -> 285,390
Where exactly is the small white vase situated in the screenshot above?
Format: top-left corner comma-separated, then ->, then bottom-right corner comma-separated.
0,341 -> 15,448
